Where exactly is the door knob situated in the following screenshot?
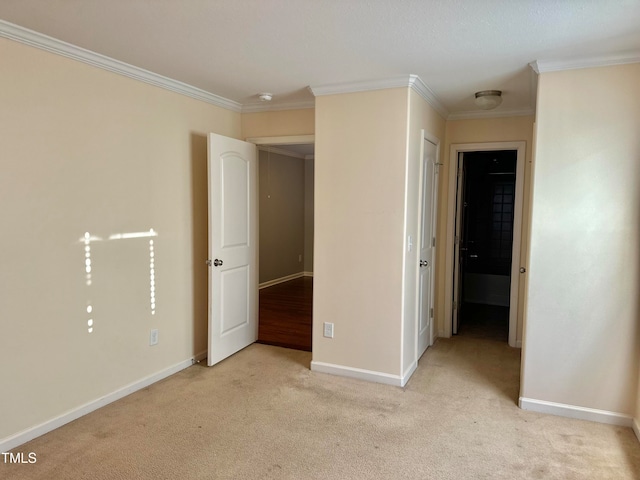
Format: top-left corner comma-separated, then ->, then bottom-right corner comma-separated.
420,260 -> 429,267
213,259 -> 223,267
519,267 -> 526,273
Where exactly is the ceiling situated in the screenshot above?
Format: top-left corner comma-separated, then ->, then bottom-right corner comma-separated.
1,1 -> 639,118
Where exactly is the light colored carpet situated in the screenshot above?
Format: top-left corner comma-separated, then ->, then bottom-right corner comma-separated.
3,336 -> 639,479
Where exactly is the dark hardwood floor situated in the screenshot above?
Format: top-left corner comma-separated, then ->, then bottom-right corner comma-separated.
457,302 -> 509,342
258,276 -> 312,351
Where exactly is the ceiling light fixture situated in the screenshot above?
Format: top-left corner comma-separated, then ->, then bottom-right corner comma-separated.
258,93 -> 273,102
474,90 -> 502,110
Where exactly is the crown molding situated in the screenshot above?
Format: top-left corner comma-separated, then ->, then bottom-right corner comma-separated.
241,100 -> 315,113
531,52 -> 640,74
308,74 -> 449,119
447,107 -> 535,121
408,75 -> 449,119
0,19 -> 242,112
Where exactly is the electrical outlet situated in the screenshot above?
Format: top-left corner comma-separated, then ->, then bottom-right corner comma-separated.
150,329 -> 159,346
323,322 -> 334,338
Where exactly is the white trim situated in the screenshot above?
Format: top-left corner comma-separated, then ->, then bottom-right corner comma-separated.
519,397 -> 633,427
402,361 -> 418,386
515,340 -> 522,348
633,418 -> 640,443
257,145 -> 306,160
241,100 -> 315,113
303,271 -> 314,277
444,142 -> 526,348
311,361 -> 410,387
259,272 -> 305,289
531,52 -> 640,74
246,135 -> 315,146
447,108 -> 535,121
408,76 -> 449,119
0,19 -> 242,113
0,352 -> 206,452
309,75 -> 449,119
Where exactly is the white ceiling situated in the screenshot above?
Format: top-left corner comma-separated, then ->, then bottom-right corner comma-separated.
1,0 -> 639,117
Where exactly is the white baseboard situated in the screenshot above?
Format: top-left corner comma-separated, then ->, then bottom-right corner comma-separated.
402,361 -> 418,387
0,352 -> 206,453
519,397 -> 633,427
259,272 -> 305,289
303,271 -> 314,277
633,418 -> 640,443
311,361 -> 407,387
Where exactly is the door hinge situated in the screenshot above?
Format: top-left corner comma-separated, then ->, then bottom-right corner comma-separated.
432,237 -> 436,247
454,236 -> 460,245
452,300 -> 458,309
430,307 -> 434,318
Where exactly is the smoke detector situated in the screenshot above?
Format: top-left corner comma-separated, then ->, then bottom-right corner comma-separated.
258,93 -> 273,102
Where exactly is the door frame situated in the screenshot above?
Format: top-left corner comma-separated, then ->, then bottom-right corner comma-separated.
246,135 -> 315,147
443,141 -> 525,348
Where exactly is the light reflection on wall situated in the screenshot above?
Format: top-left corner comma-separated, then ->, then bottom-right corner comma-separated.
84,232 -> 92,286
80,228 -> 158,333
149,231 -> 156,315
84,232 -> 94,333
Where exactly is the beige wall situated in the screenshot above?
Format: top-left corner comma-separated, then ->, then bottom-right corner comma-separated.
304,158 -> 315,273
0,38 -> 240,441
441,116 -> 535,342
313,88 -> 409,375
522,64 -> 640,415
241,108 -> 315,139
258,150 -> 305,283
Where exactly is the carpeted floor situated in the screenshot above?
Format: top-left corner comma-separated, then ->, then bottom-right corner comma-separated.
3,336 -> 639,479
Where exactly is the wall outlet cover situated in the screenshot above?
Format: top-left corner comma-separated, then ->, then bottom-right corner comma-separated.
323,322 -> 334,338
150,329 -> 159,346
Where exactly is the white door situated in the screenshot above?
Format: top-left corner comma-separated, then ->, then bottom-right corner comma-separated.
452,153 -> 465,334
417,136 -> 438,357
207,133 -> 258,366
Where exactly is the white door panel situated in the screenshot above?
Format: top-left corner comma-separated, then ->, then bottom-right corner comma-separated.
208,133 -> 257,366
418,136 -> 438,357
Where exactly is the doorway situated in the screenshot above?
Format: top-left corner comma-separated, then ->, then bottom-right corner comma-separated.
454,150 -> 516,342
444,142 -> 525,348
247,136 -> 315,352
